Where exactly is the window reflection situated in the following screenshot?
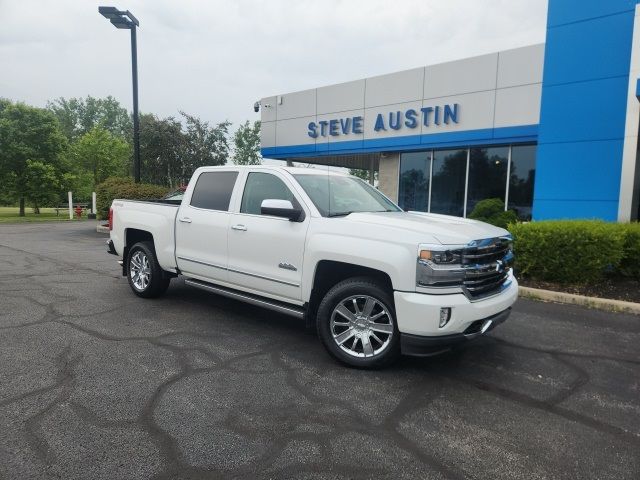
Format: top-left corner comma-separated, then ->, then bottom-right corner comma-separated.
431,149 -> 467,217
509,145 -> 536,220
398,152 -> 430,212
466,147 -> 509,215
397,144 -> 536,219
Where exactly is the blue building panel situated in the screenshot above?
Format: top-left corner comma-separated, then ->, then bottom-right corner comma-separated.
534,140 -> 623,202
544,11 -> 634,85
547,0 -> 636,28
536,76 -> 629,143
533,199 -> 620,221
533,0 -> 639,221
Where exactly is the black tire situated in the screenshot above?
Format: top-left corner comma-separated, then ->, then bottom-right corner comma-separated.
316,276 -> 400,369
126,241 -> 171,298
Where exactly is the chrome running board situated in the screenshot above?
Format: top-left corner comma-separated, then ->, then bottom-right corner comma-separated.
184,278 -> 305,319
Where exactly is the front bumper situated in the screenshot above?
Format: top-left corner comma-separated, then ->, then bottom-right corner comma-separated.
400,307 -> 511,356
393,272 -> 518,352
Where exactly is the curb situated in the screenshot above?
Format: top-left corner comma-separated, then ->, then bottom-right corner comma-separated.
519,286 -> 640,315
96,224 -> 109,234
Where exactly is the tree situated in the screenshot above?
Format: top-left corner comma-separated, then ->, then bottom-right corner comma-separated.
24,160 -> 61,213
232,121 -> 261,165
0,101 -> 68,215
139,113 -> 186,187
47,96 -> 132,142
180,111 -> 230,171
349,168 -> 378,184
69,127 -> 130,193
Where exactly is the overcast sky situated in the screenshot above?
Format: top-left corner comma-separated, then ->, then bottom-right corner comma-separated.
0,0 -> 548,129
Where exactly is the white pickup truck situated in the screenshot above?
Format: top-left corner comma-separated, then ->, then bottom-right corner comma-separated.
107,165 -> 517,368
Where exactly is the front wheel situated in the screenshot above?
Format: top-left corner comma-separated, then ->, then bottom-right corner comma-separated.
126,241 -> 170,298
316,277 -> 400,369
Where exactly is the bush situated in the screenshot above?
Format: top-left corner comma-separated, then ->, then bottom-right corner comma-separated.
469,198 -> 518,229
96,177 -> 169,219
508,220 -> 629,284
617,222 -> 640,279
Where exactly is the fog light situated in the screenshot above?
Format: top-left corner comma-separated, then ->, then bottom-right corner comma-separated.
439,307 -> 451,328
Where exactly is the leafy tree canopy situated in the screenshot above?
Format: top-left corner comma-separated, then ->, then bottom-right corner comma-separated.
68,127 -> 130,189
0,100 -> 68,214
180,111 -> 230,171
47,95 -> 132,142
139,113 -> 186,187
232,120 -> 261,165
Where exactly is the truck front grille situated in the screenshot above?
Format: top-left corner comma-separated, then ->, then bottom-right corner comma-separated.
461,238 -> 512,299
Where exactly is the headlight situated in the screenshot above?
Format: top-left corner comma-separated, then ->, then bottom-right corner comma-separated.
419,249 -> 461,264
416,244 -> 465,288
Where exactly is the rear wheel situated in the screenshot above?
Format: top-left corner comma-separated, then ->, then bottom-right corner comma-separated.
317,277 -> 400,368
126,241 -> 170,298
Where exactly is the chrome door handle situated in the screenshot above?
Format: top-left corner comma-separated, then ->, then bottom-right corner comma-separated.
231,224 -> 247,231
179,217 -> 192,223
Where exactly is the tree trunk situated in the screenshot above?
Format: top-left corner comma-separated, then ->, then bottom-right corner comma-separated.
19,197 -> 25,217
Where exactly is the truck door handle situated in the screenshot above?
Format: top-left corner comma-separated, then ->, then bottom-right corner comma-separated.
179,217 -> 192,223
231,224 -> 247,231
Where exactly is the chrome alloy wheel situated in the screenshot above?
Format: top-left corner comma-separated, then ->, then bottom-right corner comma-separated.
330,295 -> 394,358
130,251 -> 151,291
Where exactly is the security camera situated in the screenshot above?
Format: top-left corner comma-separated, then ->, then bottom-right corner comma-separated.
253,101 -> 260,113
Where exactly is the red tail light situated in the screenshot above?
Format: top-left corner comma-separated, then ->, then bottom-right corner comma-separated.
108,207 -> 113,231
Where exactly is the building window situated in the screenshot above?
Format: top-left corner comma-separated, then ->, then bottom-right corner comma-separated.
430,149 -> 468,217
508,145 -> 536,220
398,151 -> 430,212
398,144 -> 537,219
466,146 -> 509,215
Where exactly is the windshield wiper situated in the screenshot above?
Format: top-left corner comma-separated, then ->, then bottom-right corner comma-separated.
328,209 -> 397,217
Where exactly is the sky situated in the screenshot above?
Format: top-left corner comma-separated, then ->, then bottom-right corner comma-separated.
0,0 -> 548,130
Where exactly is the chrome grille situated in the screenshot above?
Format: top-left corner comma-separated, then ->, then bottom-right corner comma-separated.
461,238 -> 512,299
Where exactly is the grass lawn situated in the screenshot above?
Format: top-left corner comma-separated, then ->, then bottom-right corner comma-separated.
0,207 -> 89,223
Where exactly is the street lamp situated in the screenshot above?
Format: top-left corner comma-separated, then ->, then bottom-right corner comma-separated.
98,6 -> 141,183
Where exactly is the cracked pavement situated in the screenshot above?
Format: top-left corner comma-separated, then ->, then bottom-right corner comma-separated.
0,221 -> 639,480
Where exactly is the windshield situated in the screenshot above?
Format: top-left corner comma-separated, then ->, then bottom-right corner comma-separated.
293,174 -> 401,217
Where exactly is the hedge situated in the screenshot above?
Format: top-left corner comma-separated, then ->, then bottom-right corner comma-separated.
508,220 -> 640,283
96,177 -> 170,219
468,198 -> 518,229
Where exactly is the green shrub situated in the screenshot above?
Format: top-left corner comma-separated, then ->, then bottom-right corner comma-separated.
509,220 -> 626,284
469,198 -> 518,229
616,222 -> 640,279
96,177 -> 169,219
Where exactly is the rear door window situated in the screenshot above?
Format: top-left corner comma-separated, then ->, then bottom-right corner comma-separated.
190,171 -> 239,211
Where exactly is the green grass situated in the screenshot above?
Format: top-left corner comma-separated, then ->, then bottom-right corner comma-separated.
0,207 -> 89,224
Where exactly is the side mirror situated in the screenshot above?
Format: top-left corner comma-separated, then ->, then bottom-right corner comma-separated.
261,199 -> 304,222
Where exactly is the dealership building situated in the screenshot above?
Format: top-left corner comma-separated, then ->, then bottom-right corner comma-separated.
259,0 -> 640,222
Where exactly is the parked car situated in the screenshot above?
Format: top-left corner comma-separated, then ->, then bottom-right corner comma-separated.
107,166 -> 517,368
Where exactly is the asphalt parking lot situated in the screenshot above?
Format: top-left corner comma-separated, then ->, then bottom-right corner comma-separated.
0,221 -> 639,480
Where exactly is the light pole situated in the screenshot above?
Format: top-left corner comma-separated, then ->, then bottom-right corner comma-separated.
98,6 -> 141,183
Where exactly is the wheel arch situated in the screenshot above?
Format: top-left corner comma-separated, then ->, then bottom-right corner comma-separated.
306,260 -> 393,327
123,228 -> 155,277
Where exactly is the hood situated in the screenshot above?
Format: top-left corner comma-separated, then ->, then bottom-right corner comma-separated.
344,211 -> 509,245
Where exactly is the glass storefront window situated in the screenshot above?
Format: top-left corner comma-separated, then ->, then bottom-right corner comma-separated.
397,144 -> 536,219
466,147 -> 509,216
509,145 -> 536,220
398,152 -> 430,212
431,149 -> 468,217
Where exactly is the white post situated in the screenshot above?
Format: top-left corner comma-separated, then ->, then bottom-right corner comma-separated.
92,192 -> 97,215
68,191 -> 73,220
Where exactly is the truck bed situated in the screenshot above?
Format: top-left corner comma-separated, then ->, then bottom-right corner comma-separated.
109,199 -> 180,272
